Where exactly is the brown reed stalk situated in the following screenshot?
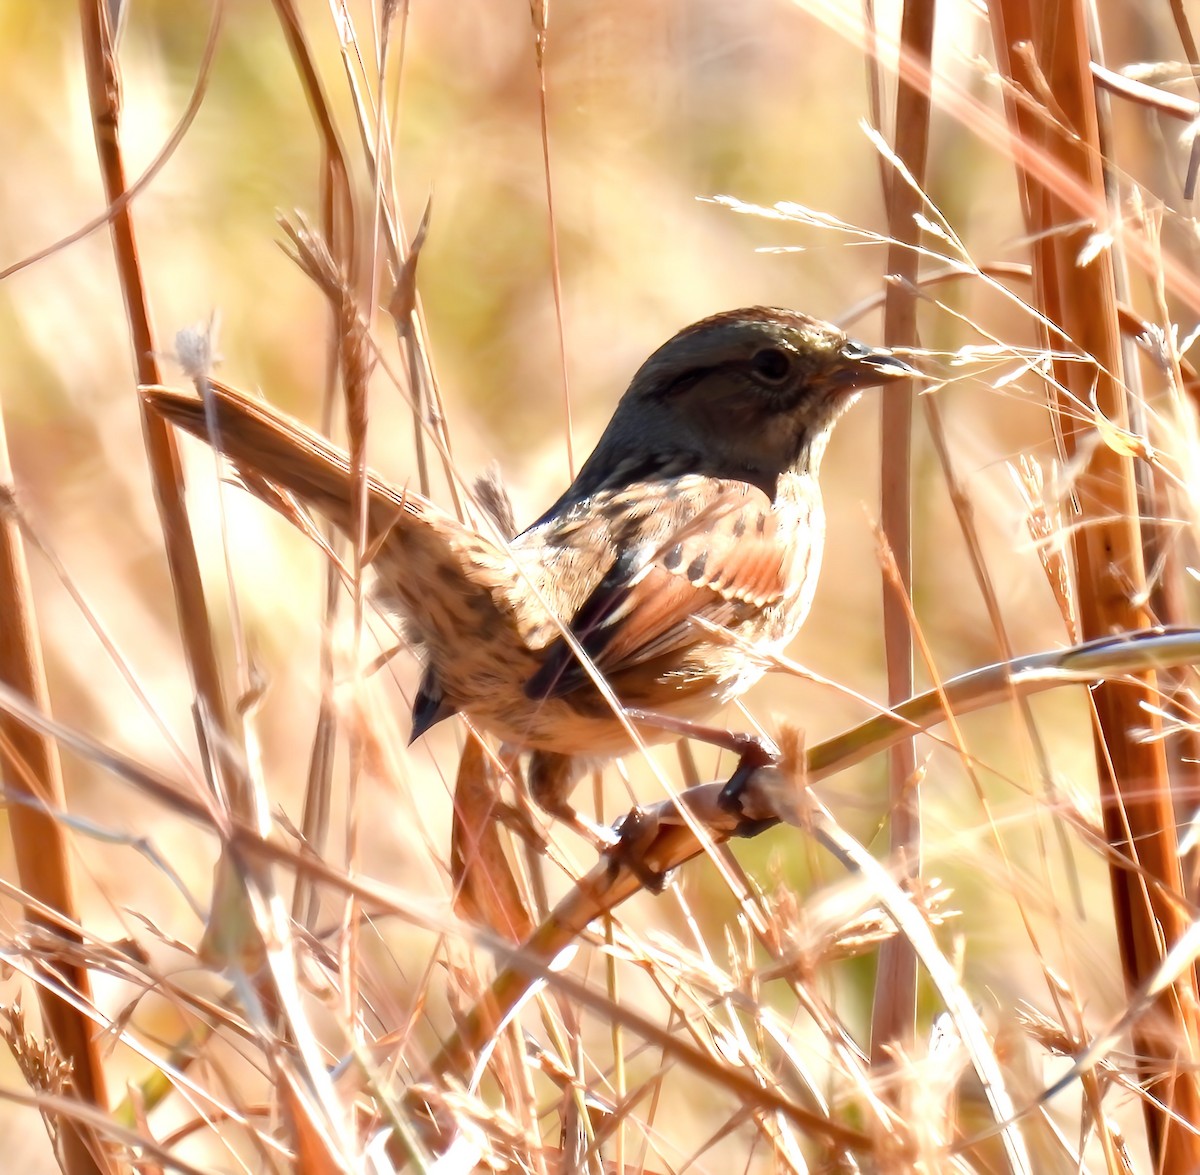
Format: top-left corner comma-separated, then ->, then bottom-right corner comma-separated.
0,422 -> 110,1175
76,1 -> 236,807
870,0 -> 936,1064
989,0 -> 1200,1165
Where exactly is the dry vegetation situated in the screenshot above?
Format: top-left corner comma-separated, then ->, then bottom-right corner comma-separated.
3,0 -> 1200,1171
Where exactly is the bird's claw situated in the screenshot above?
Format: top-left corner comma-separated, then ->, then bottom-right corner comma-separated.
717,738 -> 781,814
605,806 -> 672,893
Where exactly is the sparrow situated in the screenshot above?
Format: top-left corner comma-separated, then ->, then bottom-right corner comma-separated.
145,307 -> 913,838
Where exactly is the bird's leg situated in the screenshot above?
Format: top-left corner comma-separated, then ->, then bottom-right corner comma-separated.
622,707 -> 781,806
595,710 -> 783,888
526,750 -> 684,890
527,750 -> 620,850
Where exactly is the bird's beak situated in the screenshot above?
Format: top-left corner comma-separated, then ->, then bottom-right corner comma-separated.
829,342 -> 918,392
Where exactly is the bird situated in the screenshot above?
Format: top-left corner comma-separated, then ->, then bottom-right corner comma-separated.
145,307 -> 913,841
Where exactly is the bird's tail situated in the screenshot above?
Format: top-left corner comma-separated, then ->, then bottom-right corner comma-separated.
143,380 -> 424,541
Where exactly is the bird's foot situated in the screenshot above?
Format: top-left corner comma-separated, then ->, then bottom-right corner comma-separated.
719,721 -> 806,833
717,738 -> 781,814
622,707 -> 782,824
606,805 -> 673,893
525,750 -> 620,850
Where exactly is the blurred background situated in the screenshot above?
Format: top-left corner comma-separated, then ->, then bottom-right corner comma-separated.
1,1 -> 1197,1169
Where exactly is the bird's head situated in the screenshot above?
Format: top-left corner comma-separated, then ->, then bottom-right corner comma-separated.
567,307 -> 915,501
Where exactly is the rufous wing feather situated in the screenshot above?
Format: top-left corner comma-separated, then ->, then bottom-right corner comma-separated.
524,479 -> 800,701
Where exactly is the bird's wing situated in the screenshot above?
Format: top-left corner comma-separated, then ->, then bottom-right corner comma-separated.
522,476 -> 809,701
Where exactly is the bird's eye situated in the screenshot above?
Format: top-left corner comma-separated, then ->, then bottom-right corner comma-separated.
750,347 -> 792,382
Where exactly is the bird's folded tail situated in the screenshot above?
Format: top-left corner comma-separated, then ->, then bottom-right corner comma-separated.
143,380 -> 424,543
